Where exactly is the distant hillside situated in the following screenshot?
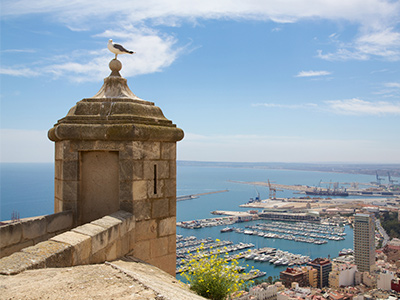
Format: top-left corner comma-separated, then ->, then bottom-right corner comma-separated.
177,161 -> 400,177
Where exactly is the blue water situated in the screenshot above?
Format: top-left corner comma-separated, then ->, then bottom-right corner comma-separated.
0,163 -> 381,278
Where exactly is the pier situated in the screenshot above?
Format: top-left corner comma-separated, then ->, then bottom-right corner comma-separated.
177,189 -> 229,201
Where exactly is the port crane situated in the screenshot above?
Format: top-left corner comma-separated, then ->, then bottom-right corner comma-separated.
268,179 -> 283,199
387,172 -> 398,187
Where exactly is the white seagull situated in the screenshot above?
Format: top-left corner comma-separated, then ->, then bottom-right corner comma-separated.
108,39 -> 135,59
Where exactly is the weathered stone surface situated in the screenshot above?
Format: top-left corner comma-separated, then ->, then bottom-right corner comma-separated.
150,236 -> 168,258
0,240 -> 34,259
46,211 -> 73,233
161,142 -> 176,160
21,216 -> 47,240
135,220 -> 157,242
51,231 -> 91,265
0,260 -> 206,300
148,253 -> 177,277
72,223 -> 108,254
91,216 -> 121,244
0,251 -> 45,275
109,211 -> 135,234
159,217 -> 176,237
21,241 -> 73,268
133,200 -> 151,221
151,198 -> 169,219
0,222 -> 22,248
131,240 -> 150,261
132,180 -> 148,201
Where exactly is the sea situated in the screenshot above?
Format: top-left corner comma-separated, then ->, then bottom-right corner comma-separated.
0,162 -> 385,279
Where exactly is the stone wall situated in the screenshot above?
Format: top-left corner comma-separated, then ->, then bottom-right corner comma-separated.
0,210 -> 135,275
0,211 -> 73,259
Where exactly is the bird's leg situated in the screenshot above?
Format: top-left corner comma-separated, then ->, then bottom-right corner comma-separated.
115,54 -> 118,59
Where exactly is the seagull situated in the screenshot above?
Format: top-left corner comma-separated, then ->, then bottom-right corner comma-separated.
108,39 -> 135,59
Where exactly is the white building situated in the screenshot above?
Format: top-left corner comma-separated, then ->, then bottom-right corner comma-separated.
329,263 -> 357,288
249,283 -> 277,300
377,269 -> 396,291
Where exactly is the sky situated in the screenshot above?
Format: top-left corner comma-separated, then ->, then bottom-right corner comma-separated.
1,0 -> 400,163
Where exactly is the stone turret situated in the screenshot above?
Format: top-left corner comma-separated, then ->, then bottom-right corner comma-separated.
48,58 -> 183,275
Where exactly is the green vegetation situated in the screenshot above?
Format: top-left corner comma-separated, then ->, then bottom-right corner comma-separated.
379,211 -> 400,239
181,240 -> 252,300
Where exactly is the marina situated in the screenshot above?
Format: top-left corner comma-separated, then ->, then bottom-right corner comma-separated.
176,234 -> 314,277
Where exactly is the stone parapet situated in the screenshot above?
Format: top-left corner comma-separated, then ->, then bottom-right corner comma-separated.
0,211 -> 135,275
0,211 -> 73,259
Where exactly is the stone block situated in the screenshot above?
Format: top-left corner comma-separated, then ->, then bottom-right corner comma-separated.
169,197 -> 177,217
159,217 -> 176,237
120,200 -> 134,213
0,239 -> 34,259
21,240 -> 73,268
132,239 -> 150,261
119,182 -> 133,203
163,178 -> 176,198
149,179 -> 164,199
61,201 -> 77,213
130,141 -> 146,160
91,216 -> 122,244
61,180 -> 79,202
105,240 -> 119,261
169,161 -> 176,179
90,249 -> 106,264
120,232 -> 130,256
132,180 -> 148,201
142,142 -> 160,160
108,211 -> 135,234
133,200 -> 151,221
21,216 -> 47,240
128,227 -> 136,249
46,211 -> 73,233
144,161 -> 169,180
168,234 -> 176,255
0,251 -> 45,275
56,141 -> 78,161
72,223 -> 108,254
51,231 -> 91,265
161,142 -> 176,160
55,159 -> 62,180
135,219 -> 157,242
61,160 -> 79,181
151,198 -> 169,219
150,236 -> 168,258
120,160 -> 144,181
119,159 -> 134,181
0,222 -> 22,248
149,253 -> 176,277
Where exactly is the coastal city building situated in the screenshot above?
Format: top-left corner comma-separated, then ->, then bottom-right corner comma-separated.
301,266 -> 318,288
279,267 -> 307,288
307,257 -> 332,288
354,213 -> 375,273
377,270 -> 396,291
328,263 -> 357,288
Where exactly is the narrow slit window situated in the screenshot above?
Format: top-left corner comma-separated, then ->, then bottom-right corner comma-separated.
154,164 -> 157,194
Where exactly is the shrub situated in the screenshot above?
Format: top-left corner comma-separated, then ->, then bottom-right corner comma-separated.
181,240 -> 251,300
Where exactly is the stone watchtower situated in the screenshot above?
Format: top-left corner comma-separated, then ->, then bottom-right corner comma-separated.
48,58 -> 184,275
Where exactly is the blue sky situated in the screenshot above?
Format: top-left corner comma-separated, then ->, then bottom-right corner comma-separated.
1,0 -> 400,163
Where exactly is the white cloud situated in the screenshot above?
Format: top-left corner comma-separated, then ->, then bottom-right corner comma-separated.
1,27 -> 185,82
384,82 -> 400,88
318,28 -> 400,61
0,67 -> 40,77
295,70 -> 331,77
0,129 -> 53,162
252,103 -> 318,109
325,98 -> 400,115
